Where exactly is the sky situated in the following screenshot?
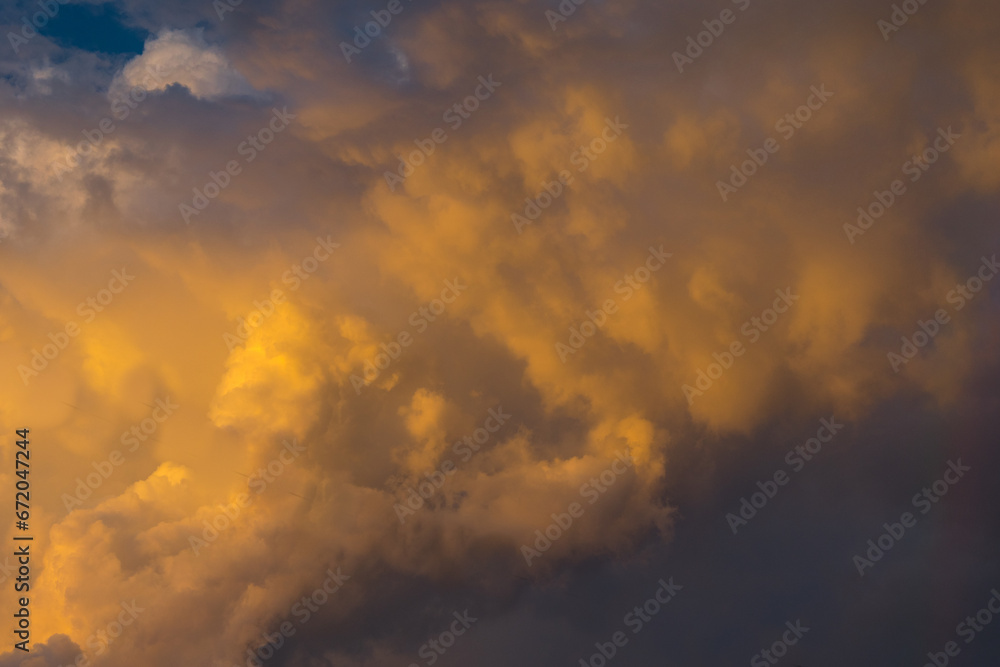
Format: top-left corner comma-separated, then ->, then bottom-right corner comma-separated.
0,0 -> 998,665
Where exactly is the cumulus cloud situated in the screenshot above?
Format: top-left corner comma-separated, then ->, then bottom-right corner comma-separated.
0,0 -> 997,665
112,28 -> 258,101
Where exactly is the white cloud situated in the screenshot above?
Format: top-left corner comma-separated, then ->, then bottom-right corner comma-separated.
112,29 -> 257,102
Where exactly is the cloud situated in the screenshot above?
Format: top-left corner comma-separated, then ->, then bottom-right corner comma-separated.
0,0 -> 997,664
112,28 -> 258,101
